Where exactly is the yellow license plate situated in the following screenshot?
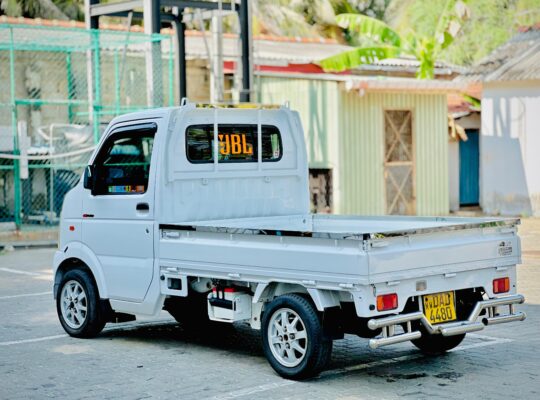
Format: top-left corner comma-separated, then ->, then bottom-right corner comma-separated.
422,291 -> 457,324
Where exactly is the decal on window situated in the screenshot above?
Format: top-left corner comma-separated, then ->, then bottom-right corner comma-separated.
186,124 -> 282,163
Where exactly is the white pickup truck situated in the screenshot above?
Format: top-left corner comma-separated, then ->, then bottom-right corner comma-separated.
53,102 -> 525,379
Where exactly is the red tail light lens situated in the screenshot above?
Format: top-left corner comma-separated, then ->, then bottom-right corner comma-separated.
493,277 -> 510,294
377,293 -> 398,311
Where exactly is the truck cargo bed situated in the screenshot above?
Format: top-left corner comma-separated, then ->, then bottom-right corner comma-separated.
163,214 -> 519,238
159,214 -> 520,288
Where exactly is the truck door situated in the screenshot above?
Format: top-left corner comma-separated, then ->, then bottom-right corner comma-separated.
82,122 -> 157,302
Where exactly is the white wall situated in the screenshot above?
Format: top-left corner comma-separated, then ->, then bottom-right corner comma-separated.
481,80 -> 540,216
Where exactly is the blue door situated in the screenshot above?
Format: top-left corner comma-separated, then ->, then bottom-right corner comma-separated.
459,129 -> 479,205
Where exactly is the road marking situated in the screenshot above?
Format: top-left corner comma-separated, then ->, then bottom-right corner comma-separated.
211,381 -> 297,399
0,319 -> 176,347
0,267 -> 42,276
449,336 -> 512,351
0,334 -> 68,346
467,333 -> 511,342
212,335 -> 514,400
0,291 -> 51,300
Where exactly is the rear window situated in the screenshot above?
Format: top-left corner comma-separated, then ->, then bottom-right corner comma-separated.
186,124 -> 282,163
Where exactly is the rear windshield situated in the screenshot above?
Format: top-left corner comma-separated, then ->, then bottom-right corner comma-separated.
186,124 -> 282,163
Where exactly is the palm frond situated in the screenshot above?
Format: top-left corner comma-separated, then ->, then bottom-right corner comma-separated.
336,13 -> 401,47
319,46 -> 401,72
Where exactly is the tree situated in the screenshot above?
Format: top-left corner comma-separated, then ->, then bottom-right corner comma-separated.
390,0 -> 540,66
251,0 -> 393,40
319,0 -> 470,78
0,0 -> 84,21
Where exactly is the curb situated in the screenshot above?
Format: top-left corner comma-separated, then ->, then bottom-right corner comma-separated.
0,240 -> 58,250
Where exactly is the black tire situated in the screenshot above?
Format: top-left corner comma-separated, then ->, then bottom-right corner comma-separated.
261,294 -> 332,380
56,269 -> 106,338
412,332 -> 465,355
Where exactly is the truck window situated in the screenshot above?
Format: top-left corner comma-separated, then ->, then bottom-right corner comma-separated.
186,124 -> 282,163
92,126 -> 156,195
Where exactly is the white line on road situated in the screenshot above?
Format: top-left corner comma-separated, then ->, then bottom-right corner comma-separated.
0,319 -> 176,347
212,335 -> 514,400
0,334 -> 67,346
0,291 -> 51,300
0,267 -> 42,276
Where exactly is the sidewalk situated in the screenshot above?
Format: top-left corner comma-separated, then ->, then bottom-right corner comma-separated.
0,225 -> 58,249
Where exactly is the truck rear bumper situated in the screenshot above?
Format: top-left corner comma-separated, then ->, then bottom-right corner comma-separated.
367,294 -> 526,349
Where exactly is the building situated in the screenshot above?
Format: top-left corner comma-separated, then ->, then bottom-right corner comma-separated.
259,75 -> 461,216
459,26 -> 540,216
0,18 -> 463,226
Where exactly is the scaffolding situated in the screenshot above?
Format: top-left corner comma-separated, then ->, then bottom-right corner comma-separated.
0,23 -> 175,228
86,0 -> 253,103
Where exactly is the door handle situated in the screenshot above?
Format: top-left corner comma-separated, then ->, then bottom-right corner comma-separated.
136,203 -> 150,211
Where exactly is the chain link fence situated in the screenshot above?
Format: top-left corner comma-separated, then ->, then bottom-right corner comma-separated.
0,23 -> 175,230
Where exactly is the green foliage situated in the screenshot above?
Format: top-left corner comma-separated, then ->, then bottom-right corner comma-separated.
0,0 -> 83,21
389,0 -> 540,66
335,13 -> 401,46
321,1 -> 470,78
320,45 -> 400,71
252,0 -> 393,39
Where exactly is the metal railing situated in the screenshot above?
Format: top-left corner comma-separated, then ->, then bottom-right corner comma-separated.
0,23 -> 175,229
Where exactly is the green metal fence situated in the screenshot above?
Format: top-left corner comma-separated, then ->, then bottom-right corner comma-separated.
0,23 -> 175,229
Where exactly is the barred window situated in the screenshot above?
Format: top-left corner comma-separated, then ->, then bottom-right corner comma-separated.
186,124 -> 282,163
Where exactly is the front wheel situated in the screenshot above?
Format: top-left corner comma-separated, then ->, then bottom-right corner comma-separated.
412,333 -> 465,355
261,294 -> 332,380
56,269 -> 106,338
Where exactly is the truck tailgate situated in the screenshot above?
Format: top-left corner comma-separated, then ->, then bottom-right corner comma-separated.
366,225 -> 520,283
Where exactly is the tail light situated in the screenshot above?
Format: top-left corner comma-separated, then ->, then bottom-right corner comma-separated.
377,293 -> 398,311
493,277 -> 510,294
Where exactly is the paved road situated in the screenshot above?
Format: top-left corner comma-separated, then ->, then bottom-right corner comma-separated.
1,219 -> 540,400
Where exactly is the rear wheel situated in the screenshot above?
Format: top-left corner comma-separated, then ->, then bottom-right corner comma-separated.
56,269 -> 106,338
261,294 -> 332,380
412,332 -> 465,355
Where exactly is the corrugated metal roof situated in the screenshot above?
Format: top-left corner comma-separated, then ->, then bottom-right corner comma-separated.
345,77 -> 465,93
459,28 -> 540,82
353,56 -> 463,76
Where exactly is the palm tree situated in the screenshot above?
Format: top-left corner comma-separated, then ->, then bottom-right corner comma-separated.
320,0 -> 470,79
251,0 -> 393,40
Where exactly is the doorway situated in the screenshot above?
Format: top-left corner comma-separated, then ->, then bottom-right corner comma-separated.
459,129 -> 480,206
384,110 -> 415,215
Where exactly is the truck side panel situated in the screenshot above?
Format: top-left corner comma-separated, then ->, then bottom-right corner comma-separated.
159,229 -> 369,287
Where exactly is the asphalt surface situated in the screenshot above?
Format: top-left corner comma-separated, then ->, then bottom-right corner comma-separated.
1,219 -> 540,400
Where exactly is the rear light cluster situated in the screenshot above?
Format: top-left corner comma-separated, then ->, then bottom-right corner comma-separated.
377,293 -> 398,311
493,277 -> 510,294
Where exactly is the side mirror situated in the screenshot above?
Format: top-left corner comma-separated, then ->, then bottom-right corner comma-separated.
83,165 -> 94,191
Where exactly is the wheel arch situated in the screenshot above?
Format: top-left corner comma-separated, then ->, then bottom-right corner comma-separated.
54,242 -> 108,299
253,282 -> 341,312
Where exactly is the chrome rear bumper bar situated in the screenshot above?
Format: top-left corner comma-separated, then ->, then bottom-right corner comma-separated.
367,294 -> 526,349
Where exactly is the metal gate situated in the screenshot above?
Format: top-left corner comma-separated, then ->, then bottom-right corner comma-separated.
384,110 -> 415,215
